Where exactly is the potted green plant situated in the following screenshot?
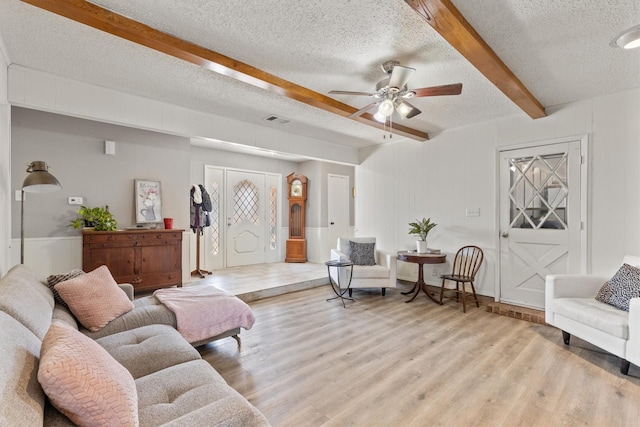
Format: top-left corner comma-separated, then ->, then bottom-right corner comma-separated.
69,205 -> 117,231
408,217 -> 437,253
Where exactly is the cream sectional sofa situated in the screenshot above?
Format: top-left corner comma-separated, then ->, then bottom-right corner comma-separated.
0,264 -> 270,426
545,255 -> 640,375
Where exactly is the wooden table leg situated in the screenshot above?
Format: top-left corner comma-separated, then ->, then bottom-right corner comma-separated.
406,264 -> 442,304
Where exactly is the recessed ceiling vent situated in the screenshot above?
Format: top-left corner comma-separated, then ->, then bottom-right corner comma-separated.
262,114 -> 290,125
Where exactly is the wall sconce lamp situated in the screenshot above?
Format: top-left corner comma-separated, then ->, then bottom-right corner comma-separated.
21,161 -> 62,264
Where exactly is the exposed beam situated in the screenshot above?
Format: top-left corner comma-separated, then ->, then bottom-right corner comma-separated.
20,0 -> 429,141
405,0 -> 546,119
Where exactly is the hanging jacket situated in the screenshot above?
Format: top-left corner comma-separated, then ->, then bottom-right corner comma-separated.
199,184 -> 213,212
190,184 -> 211,234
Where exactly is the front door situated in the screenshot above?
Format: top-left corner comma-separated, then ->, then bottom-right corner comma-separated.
498,138 -> 586,309
226,170 -> 266,267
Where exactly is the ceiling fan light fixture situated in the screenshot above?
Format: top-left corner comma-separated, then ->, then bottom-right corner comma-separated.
373,111 -> 386,123
395,100 -> 421,119
610,24 -> 640,49
395,100 -> 413,118
378,99 -> 395,117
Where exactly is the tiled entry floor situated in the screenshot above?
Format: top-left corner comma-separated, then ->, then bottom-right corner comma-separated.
185,262 -> 329,302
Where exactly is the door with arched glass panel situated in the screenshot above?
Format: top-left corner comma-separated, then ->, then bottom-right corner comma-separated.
226,170 -> 266,267
499,139 -> 586,309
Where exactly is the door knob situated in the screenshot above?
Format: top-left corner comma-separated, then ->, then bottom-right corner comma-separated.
502,232 -> 509,238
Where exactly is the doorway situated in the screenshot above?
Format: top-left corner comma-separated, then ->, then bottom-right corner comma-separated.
203,166 -> 281,270
328,174 -> 350,247
498,136 -> 587,309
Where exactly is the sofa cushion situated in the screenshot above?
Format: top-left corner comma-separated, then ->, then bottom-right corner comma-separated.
46,269 -> 85,308
595,263 -> 640,311
55,265 -> 134,332
136,359 -> 269,427
0,312 -> 46,427
352,264 -> 391,279
81,296 -> 176,340
337,237 -> 376,259
38,321 -> 139,427
551,297 -> 629,339
96,324 -> 201,379
349,241 -> 376,266
0,264 -> 54,340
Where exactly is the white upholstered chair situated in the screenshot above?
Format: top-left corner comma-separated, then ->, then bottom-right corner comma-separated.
545,255 -> 640,375
329,237 -> 397,296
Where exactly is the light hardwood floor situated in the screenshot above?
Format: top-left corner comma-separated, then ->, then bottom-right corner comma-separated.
199,286 -> 640,426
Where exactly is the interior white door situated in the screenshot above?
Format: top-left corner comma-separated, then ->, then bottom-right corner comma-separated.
328,174 -> 349,247
499,140 -> 583,309
226,170 -> 266,267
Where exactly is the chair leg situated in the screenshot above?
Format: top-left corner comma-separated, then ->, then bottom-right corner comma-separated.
348,288 -> 353,297
439,277 -> 446,304
460,282 -> 467,313
470,282 -> 480,308
455,283 -> 460,302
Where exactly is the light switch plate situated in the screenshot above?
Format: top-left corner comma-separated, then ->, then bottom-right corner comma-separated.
68,196 -> 83,205
466,207 -> 480,217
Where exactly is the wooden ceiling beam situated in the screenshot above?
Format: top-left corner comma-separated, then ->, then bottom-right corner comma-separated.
20,0 -> 429,141
405,0 -> 546,119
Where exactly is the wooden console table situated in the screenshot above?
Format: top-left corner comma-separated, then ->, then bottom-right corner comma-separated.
397,251 -> 447,304
82,229 -> 183,293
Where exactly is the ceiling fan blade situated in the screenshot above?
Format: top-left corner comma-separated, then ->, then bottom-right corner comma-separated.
411,83 -> 463,97
388,65 -> 415,90
348,102 -> 378,119
329,90 -> 375,96
396,100 -> 422,119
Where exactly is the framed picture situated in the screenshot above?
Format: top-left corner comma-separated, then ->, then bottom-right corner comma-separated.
135,179 -> 163,224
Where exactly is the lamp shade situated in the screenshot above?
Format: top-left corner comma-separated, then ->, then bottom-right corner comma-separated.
22,161 -> 62,193
610,24 -> 640,49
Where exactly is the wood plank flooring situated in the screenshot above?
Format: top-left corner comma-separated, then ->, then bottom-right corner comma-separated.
199,286 -> 640,426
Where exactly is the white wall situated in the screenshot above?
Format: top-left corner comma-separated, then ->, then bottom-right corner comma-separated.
356,88 -> 640,294
0,37 -> 10,276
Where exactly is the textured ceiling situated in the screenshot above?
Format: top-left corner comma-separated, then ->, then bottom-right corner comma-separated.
1,0 -> 639,153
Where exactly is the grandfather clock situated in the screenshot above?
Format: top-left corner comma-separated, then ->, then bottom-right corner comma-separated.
286,173 -> 307,263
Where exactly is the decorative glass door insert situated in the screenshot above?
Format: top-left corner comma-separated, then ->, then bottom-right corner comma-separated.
508,152 -> 568,230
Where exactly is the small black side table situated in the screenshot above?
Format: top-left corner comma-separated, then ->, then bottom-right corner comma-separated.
325,260 -> 355,308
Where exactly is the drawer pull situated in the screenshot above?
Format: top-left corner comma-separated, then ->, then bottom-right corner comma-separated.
132,277 -> 143,284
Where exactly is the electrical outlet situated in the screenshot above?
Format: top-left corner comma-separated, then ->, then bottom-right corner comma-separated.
68,196 -> 83,205
432,268 -> 439,277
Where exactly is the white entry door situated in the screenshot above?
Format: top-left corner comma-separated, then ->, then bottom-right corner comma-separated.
498,139 -> 586,309
328,174 -> 350,247
226,170 -> 266,267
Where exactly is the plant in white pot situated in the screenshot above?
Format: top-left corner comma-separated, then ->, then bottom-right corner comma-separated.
408,217 -> 437,253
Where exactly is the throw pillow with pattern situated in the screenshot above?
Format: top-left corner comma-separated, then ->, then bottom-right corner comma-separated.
46,269 -> 85,308
349,241 -> 376,266
595,263 -> 640,311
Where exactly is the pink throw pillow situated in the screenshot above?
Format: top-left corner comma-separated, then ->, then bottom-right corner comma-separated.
55,265 -> 134,331
38,322 -> 138,426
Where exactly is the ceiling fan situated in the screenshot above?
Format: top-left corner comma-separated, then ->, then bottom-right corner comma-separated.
329,60 -> 462,122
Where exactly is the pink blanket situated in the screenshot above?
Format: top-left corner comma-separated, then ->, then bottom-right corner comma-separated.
154,284 -> 255,344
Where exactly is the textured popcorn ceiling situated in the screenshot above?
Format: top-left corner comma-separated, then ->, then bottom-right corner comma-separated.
1,0 -> 639,152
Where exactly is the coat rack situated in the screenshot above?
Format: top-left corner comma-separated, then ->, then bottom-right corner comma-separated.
190,185 -> 212,278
